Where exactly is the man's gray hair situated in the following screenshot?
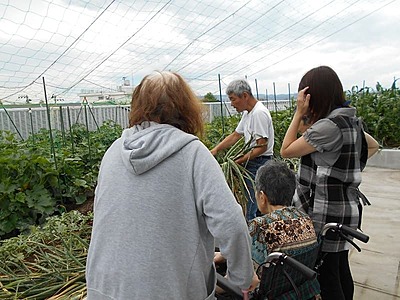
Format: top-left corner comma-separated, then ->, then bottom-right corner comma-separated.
226,79 -> 253,97
255,159 -> 296,206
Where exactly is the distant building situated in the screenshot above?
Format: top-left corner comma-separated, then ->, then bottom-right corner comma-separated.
78,79 -> 133,104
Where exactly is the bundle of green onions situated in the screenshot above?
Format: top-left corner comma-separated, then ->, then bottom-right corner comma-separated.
218,137 -> 262,214
0,211 -> 91,299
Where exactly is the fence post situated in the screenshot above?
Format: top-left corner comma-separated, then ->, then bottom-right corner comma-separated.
83,100 -> 92,166
43,77 -> 57,169
273,82 -> 278,114
67,106 -> 75,154
255,78 -> 259,100
87,104 -> 100,130
0,103 -> 24,139
59,106 -> 66,146
288,83 -> 292,114
29,108 -> 35,144
218,74 -> 225,136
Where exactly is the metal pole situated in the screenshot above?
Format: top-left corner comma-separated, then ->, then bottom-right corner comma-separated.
43,77 -> 57,169
218,73 -> 225,136
255,79 -> 259,100
67,106 -> 75,154
29,108 -> 35,144
83,101 -> 92,165
59,106 -> 66,146
0,103 -> 24,139
75,105 -> 83,124
87,104 -> 100,130
361,80 -> 366,116
273,82 -> 278,114
288,83 -> 292,114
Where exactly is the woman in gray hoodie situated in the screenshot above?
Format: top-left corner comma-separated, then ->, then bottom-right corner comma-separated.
85,71 -> 256,299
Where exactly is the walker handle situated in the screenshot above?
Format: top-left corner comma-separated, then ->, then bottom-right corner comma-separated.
284,255 -> 317,280
340,224 -> 369,243
216,273 -> 244,300
321,223 -> 369,244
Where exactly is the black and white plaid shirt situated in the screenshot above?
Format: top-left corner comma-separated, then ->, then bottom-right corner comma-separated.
293,108 -> 367,252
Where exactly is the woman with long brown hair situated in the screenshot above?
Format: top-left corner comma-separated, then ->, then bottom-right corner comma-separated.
281,66 -> 378,300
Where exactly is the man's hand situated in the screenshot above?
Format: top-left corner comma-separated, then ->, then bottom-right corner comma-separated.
210,148 -> 218,156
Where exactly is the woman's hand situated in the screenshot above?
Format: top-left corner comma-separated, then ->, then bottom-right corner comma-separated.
247,271 -> 260,291
296,86 -> 311,117
281,86 -> 316,158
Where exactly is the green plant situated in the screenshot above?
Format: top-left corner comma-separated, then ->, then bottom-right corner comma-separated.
0,211 -> 91,299
0,121 -> 122,239
202,92 -> 218,102
270,104 -> 300,170
201,114 -> 241,150
347,81 -> 400,148
0,133 -> 58,237
219,137 -> 257,213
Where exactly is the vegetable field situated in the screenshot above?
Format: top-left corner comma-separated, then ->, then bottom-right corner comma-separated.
0,82 -> 399,299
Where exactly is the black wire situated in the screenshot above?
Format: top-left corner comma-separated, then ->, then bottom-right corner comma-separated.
2,0 -> 117,100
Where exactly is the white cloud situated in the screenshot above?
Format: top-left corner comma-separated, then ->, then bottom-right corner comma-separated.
0,0 -> 399,102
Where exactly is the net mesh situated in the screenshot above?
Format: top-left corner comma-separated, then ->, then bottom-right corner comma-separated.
0,0 -> 396,103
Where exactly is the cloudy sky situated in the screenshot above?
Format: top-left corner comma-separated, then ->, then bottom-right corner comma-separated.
0,0 -> 399,103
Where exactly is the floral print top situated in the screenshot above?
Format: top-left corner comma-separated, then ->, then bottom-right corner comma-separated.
248,206 -> 317,266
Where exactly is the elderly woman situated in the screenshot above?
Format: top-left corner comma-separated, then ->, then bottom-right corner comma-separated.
215,159 -> 320,299
248,159 -> 321,299
86,71 -> 257,300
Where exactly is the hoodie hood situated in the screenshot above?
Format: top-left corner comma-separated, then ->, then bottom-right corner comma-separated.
120,122 -> 198,175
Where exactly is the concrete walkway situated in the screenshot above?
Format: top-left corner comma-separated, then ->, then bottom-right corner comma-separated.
351,166 -> 400,299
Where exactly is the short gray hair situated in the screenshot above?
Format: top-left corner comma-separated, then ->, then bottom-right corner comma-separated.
255,159 -> 296,206
225,79 -> 253,97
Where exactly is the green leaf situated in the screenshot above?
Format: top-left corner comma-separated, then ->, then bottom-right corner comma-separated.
73,179 -> 87,187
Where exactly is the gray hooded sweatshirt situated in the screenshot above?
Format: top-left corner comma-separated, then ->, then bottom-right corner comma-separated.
86,122 -> 253,300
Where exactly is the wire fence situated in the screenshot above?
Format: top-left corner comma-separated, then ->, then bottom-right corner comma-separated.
0,100 -> 291,140
0,104 -> 129,140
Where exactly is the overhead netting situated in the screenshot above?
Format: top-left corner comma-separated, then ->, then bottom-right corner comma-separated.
0,0 -> 396,103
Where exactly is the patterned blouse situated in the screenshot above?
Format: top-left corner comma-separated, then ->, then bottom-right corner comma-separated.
248,206 -> 320,300
249,206 -> 318,266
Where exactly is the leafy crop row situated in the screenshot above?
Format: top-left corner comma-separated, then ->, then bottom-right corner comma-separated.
348,81 -> 400,148
1,82 -> 398,240
0,121 -> 122,239
0,82 -> 398,299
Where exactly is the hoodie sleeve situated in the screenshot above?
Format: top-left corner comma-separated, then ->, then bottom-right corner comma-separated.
191,141 -> 254,290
